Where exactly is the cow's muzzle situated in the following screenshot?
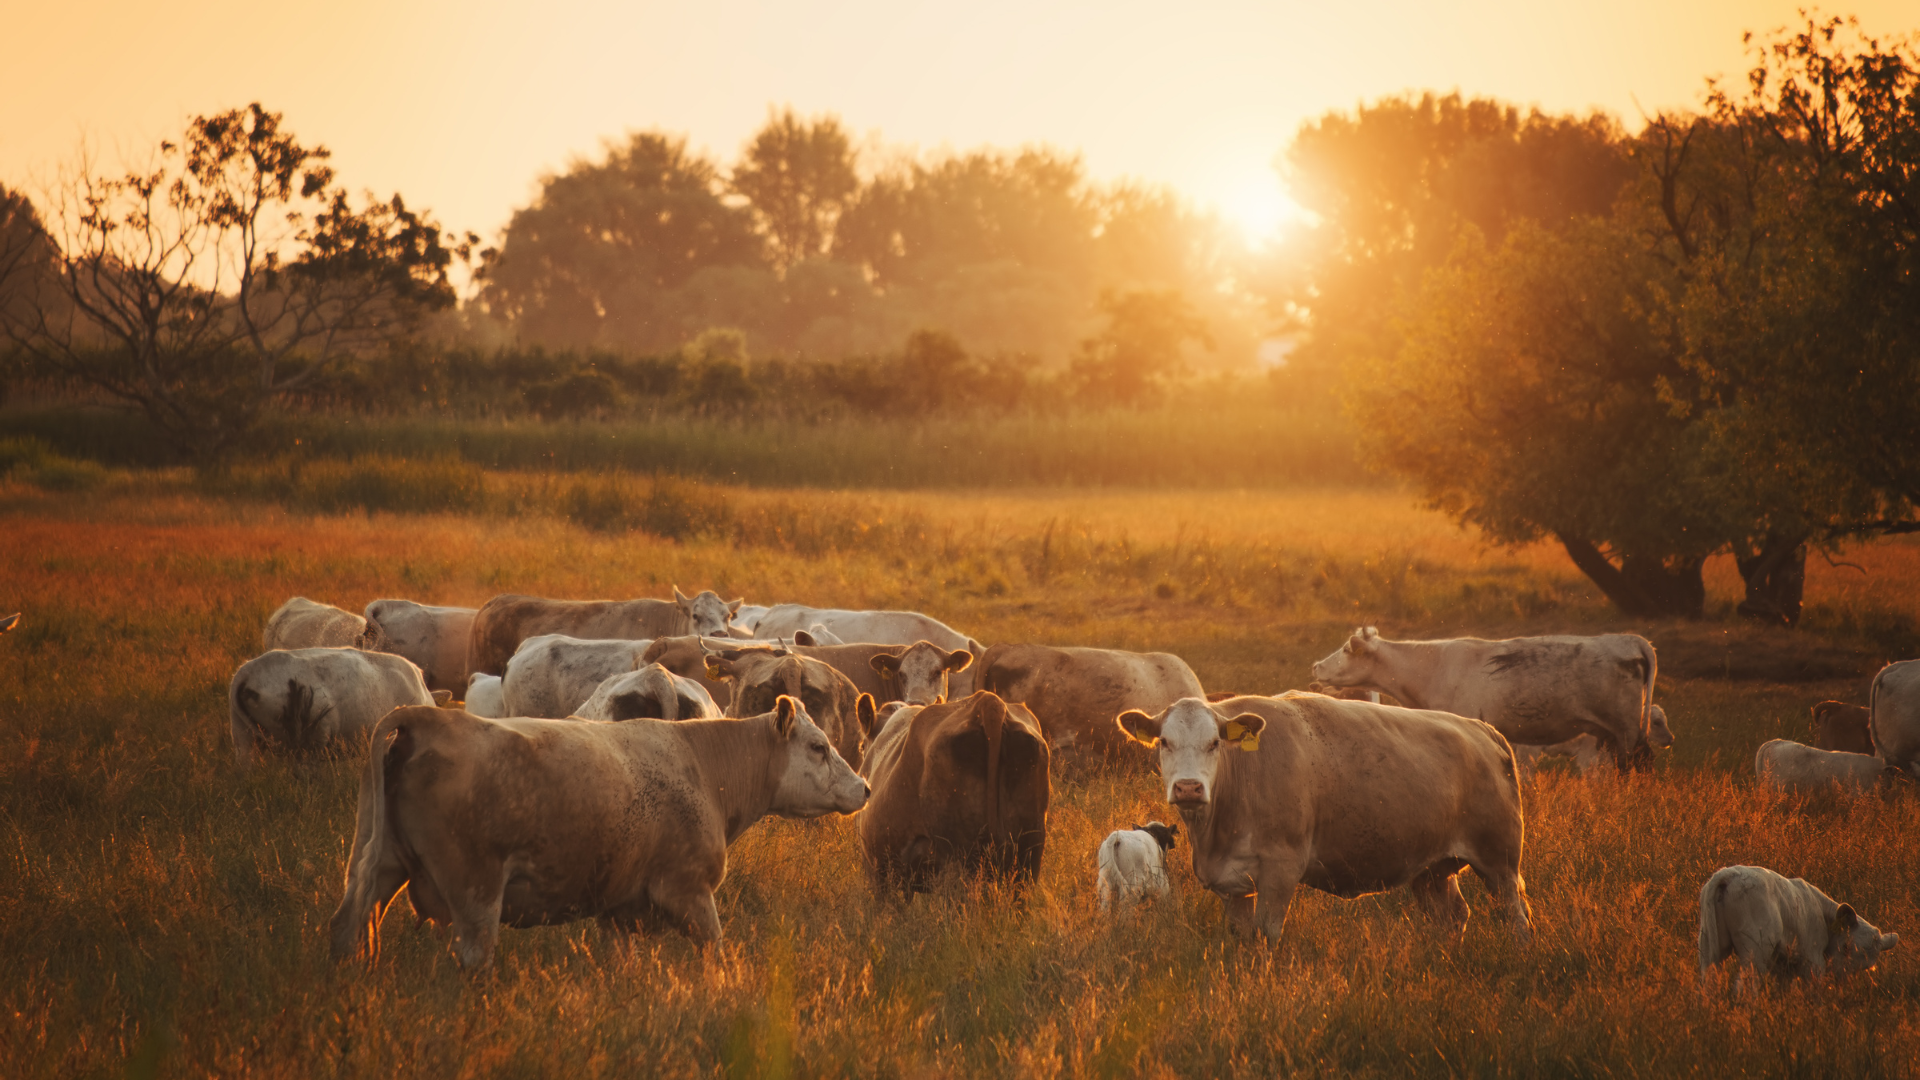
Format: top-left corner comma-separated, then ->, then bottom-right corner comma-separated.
1169,779 -> 1207,807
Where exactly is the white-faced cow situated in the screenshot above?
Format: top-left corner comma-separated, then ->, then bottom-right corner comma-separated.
1870,660 -> 1920,777
467,588 -> 743,677
1812,701 -> 1875,755
977,644 -> 1205,773
574,663 -> 721,722
228,647 -> 433,770
1753,739 -> 1901,796
705,648 -> 873,768
501,634 -> 652,719
1097,822 -> 1178,912
328,697 -> 868,968
465,673 -> 505,719
1312,628 -> 1663,772
1699,865 -> 1897,991
263,597 -> 390,653
858,691 -> 1051,892
1118,694 -> 1532,942
363,600 -> 477,694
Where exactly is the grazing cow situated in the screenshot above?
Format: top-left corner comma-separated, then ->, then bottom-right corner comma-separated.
363,600 -> 477,694
1118,694 -> 1532,942
501,635 -> 652,719
263,597 -> 390,652
574,663 -> 721,722
1870,660 -> 1920,776
1753,739 -> 1899,796
1812,701 -> 1875,754
1097,823 -> 1178,912
751,605 -> 977,654
467,587 -> 744,676
1513,706 -> 1674,779
465,673 -> 504,719
650,636 -> 971,713
1698,865 -> 1897,990
976,644 -> 1205,773
228,647 -> 433,769
858,691 -> 1051,892
705,649 -> 873,768
1312,628 -> 1663,772
328,696 -> 868,968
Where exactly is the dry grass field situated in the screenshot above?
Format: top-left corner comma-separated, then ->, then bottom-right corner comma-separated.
4,473 -> 1920,1077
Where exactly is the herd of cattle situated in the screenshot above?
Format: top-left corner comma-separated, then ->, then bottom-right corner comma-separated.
213,590 -> 1917,988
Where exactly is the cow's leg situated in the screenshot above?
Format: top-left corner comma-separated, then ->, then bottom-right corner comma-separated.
445,863 -> 508,970
1469,861 -> 1532,944
1250,860 -> 1305,940
1222,892 -> 1257,936
1410,863 -> 1471,935
649,877 -> 724,944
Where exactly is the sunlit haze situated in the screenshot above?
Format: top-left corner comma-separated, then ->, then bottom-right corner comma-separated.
5,0 -> 1913,250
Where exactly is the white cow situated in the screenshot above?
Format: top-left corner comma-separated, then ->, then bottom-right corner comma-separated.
263,597 -> 388,652
1699,865 -> 1897,990
362,600 -> 477,694
1312,628 -> 1664,771
1097,822 -> 1178,911
1514,707 -> 1673,779
464,673 -> 505,719
574,663 -> 721,722
1870,660 -> 1920,777
501,635 -> 653,719
752,605 -> 977,654
228,647 -> 433,769
1754,739 -> 1896,796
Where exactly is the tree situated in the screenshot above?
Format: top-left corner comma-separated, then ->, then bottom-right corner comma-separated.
731,109 -> 859,275
1071,289 -> 1211,406
477,133 -> 764,350
0,105 -> 461,462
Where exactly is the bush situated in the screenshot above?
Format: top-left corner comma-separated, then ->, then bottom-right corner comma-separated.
562,472 -> 735,540
0,435 -> 110,491
288,456 -> 487,515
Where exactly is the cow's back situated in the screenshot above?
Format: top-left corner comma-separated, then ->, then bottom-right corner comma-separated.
1871,660 -> 1920,774
365,600 -> 477,693
981,644 -> 1203,771
470,596 -> 688,677
264,597 -> 369,651
1416,635 -> 1652,751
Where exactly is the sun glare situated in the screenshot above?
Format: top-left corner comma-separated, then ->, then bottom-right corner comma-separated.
1208,177 -> 1309,244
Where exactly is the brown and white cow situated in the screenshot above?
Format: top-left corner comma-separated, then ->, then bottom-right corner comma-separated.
467,588 -> 743,677
574,663 -> 721,722
976,644 -> 1205,773
328,697 -> 868,968
1118,694 -> 1532,942
1699,865 -> 1897,991
363,600 -> 477,694
705,648 -> 873,768
1812,701 -> 1875,755
228,647 -> 434,770
1870,660 -> 1920,776
263,597 -> 390,653
1312,628 -> 1663,772
857,691 -> 1051,892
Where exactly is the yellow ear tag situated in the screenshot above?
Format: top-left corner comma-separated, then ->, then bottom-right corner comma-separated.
1240,735 -> 1261,752
1223,720 -> 1261,751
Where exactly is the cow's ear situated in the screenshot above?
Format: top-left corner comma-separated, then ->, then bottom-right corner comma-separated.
1117,709 -> 1162,746
704,656 -> 737,681
432,689 -> 454,708
1222,713 -> 1266,751
1834,904 -> 1859,933
775,694 -> 799,736
727,597 -> 744,615
870,653 -> 902,676
857,694 -> 879,738
793,630 -> 816,647
945,649 -> 974,673
673,585 -> 691,607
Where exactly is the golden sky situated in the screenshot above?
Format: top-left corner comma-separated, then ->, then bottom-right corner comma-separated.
4,1 -> 1913,247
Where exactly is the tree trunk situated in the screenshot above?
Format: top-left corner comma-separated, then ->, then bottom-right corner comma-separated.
1734,532 -> 1808,627
1556,534 -> 1707,618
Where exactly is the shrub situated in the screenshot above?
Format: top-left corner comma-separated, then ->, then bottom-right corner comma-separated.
291,456 -> 486,515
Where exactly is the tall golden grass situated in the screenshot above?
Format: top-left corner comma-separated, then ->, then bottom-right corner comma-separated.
3,478 -> 1919,1076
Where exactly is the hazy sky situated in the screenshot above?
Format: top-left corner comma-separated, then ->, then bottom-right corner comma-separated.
5,1 -> 1913,248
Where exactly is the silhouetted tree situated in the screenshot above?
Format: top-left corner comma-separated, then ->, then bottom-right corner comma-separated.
731,109 -> 859,276
0,105 -> 461,462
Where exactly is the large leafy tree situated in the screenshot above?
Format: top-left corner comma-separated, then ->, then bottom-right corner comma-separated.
0,105 -> 460,462
730,109 -> 859,276
476,133 -> 764,350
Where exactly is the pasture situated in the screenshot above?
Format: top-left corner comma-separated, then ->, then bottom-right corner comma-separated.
4,473 -> 1919,1077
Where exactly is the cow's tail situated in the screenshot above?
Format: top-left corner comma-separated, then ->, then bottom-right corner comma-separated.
979,693 -> 1007,869
1636,637 -> 1658,748
282,678 -> 337,753
329,711 -> 412,962
1698,871 -> 1733,987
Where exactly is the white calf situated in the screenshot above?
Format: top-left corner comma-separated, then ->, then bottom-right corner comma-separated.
1096,822 -> 1178,911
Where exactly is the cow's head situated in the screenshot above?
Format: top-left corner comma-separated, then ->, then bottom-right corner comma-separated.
713,652 -> 871,765
1646,703 -> 1674,750
1118,697 -> 1264,810
871,641 -> 974,706
1134,821 -> 1179,851
1310,627 -> 1381,688
674,586 -> 746,637
1825,903 -> 1899,977
767,695 -> 870,818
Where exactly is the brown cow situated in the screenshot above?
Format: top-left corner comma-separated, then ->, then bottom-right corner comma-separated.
1118,694 -> 1531,942
976,644 -> 1204,773
467,587 -> 742,677
1812,701 -> 1875,755
328,697 -> 868,968
857,691 -> 1051,892
705,649 -> 873,769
